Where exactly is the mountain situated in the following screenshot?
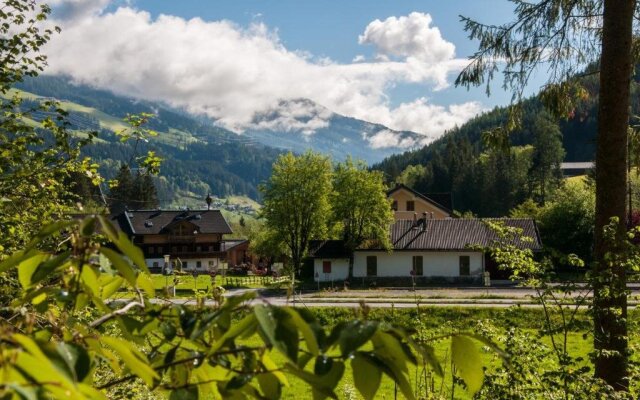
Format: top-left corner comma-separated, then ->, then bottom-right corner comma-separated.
372,68 -> 639,216
15,76 -> 282,206
245,98 -> 424,164
16,76 -> 425,207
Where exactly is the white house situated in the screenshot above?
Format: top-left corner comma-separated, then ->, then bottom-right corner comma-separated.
308,240 -> 351,282
310,217 -> 542,282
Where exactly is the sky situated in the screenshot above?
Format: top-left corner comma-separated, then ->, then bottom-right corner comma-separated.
41,0 -> 546,147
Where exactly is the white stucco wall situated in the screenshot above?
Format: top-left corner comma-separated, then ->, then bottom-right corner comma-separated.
313,258 -> 350,282
146,258 -> 221,272
353,251 -> 483,277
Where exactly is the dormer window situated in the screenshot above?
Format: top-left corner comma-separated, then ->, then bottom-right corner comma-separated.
406,201 -> 415,211
144,220 -> 153,228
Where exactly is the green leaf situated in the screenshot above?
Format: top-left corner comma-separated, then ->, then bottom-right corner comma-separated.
101,336 -> 159,386
80,264 -> 100,296
6,384 -> 37,400
51,343 -> 91,383
100,275 -> 124,299
12,335 -> 84,399
98,216 -> 148,272
26,220 -> 76,248
337,320 -> 378,357
351,352 -> 381,400
100,247 -> 137,285
169,387 -> 198,400
284,364 -> 339,400
80,217 -> 96,237
254,305 -> 298,363
451,335 -> 484,395
0,248 -> 39,274
257,372 -> 281,399
30,250 -> 70,284
17,252 -> 48,288
283,308 -> 319,356
371,332 -> 415,400
208,313 -> 257,355
136,272 -> 155,297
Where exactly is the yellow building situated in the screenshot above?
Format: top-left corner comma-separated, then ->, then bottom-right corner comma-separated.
387,183 -> 452,221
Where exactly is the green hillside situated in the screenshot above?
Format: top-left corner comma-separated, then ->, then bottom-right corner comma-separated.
373,69 -> 640,216
14,76 -> 282,206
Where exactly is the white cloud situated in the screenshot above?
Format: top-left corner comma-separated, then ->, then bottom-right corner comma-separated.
359,12 -> 455,64
364,129 -> 419,149
41,4 -> 483,143
251,99 -> 332,135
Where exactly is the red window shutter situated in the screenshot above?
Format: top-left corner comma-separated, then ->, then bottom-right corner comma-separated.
322,261 -> 332,274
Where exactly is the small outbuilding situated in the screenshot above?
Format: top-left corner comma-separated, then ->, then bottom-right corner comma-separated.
308,240 -> 351,282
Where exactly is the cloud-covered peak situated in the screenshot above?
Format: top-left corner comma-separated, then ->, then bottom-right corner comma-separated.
41,4 -> 483,141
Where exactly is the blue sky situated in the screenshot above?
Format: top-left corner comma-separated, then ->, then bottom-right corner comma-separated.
131,0 -> 529,107
44,0 -> 546,147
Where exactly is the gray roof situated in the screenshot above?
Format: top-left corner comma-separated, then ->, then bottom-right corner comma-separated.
222,240 -> 248,251
309,240 -> 351,258
112,209 -> 232,235
383,218 -> 542,251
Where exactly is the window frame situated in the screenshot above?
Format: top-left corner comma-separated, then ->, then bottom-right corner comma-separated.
322,260 -> 332,274
366,255 -> 377,277
406,200 -> 415,211
459,255 -> 471,276
412,255 -> 423,276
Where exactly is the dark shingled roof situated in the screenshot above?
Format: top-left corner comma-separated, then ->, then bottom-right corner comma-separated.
387,218 -> 542,251
309,240 -> 351,258
112,209 -> 232,235
387,183 -> 453,215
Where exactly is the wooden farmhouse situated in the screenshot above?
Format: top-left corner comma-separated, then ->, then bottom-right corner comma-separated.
110,208 -> 233,273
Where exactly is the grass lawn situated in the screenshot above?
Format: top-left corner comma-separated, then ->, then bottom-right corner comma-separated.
241,306 -> 598,400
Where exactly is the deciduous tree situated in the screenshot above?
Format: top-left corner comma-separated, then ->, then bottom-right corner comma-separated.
260,151 -> 333,274
332,158 -> 393,279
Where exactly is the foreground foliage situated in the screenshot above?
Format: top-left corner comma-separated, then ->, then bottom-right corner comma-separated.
0,217 -> 498,399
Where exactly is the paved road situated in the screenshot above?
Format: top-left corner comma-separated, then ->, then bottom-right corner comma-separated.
138,287 -> 640,309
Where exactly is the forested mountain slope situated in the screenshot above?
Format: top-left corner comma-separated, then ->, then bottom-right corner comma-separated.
374,71 -> 640,216
16,76 -> 282,204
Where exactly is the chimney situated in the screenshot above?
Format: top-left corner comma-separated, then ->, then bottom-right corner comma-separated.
206,193 -> 212,210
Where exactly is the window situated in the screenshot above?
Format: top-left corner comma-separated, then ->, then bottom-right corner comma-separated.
366,256 -> 377,276
182,246 -> 188,253
322,261 -> 332,274
209,261 -> 215,267
412,256 -> 423,276
171,246 -> 177,253
183,261 -> 188,270
406,201 -> 415,211
196,261 -> 202,269
392,200 -> 398,211
196,246 -> 202,252
152,261 -> 159,269
459,256 -> 470,276
157,246 -> 163,254
209,245 -> 215,252
149,246 -> 155,254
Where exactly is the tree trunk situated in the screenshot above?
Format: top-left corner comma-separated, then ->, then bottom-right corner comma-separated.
593,0 -> 634,391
